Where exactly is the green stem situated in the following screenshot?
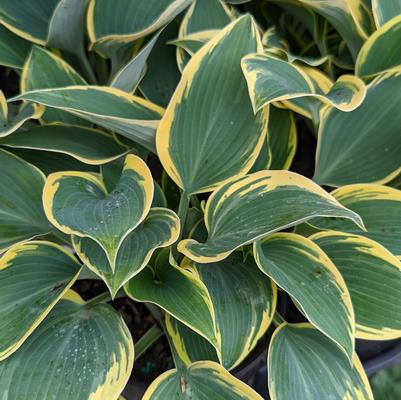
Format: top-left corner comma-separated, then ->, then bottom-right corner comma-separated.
135,324 -> 164,360
190,194 -> 201,210
272,311 -> 286,327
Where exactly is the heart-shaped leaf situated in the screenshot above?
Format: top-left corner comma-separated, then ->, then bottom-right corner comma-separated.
311,231 -> 401,340
0,124 -> 128,165
156,15 -> 268,194
0,241 -> 81,360
268,323 -> 373,400
0,293 -> 134,400
254,232 -> 354,359
178,170 -> 364,263
43,154 -> 153,267
142,361 -> 263,400
0,149 -> 50,250
73,208 -> 180,296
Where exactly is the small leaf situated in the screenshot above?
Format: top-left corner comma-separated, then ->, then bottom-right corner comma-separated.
311,231 -> 401,340
178,170 -> 363,263
254,232 -> 354,359
0,294 -> 134,400
0,241 -> 81,360
142,361 -> 263,400
268,323 -> 373,400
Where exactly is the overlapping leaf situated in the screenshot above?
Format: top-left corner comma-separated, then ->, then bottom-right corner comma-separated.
142,361 -> 263,400
156,15 -> 268,194
0,124 -> 128,165
314,71 -> 401,186
306,184 -> 401,258
168,252 -> 276,369
125,256 -> 219,351
0,294 -> 134,400
43,154 -> 153,268
356,15 -> 401,78
178,170 -> 363,263
0,241 -> 81,360
11,86 -> 163,152
254,233 -> 354,359
73,208 -> 179,296
87,0 -> 191,55
372,0 -> 401,27
312,231 -> 401,340
268,323 -> 373,400
241,53 -> 366,113
21,45 -> 88,125
0,149 -> 50,250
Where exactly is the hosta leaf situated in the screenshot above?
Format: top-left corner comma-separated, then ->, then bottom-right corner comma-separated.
311,231 -> 401,340
171,252 -> 276,370
12,86 -> 163,152
7,147 -> 98,175
268,107 -> 297,170
111,30 -> 162,93
356,15 -> 401,78
0,295 -> 134,400
268,323 -> 373,400
307,184 -> 401,258
254,233 -> 354,359
43,154 -> 153,267
0,241 -> 81,360
0,24 -> 31,68
0,149 -> 50,250
0,100 -> 43,138
241,53 -> 366,113
139,20 -> 181,108
142,361 -> 263,400
73,208 -> 179,297
170,30 -> 220,57
21,45 -> 88,125
87,0 -> 191,54
178,170 -> 364,263
125,258 -> 219,351
0,124 -> 128,165
372,0 -> 401,27
47,0 -> 95,83
0,0 -> 59,45
176,0 -> 233,70
314,71 -> 401,186
157,15 -> 268,194
286,0 -> 371,59
165,315 -> 220,366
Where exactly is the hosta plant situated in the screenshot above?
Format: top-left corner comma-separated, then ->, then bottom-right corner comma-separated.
0,0 -> 401,399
